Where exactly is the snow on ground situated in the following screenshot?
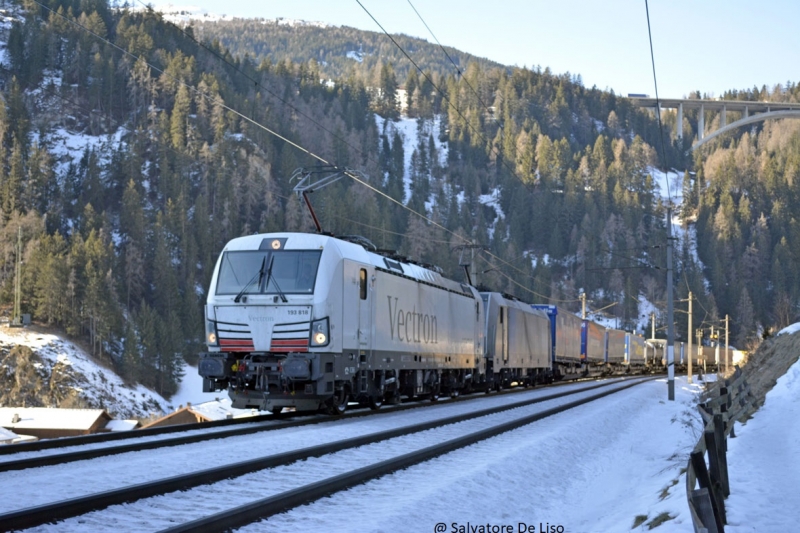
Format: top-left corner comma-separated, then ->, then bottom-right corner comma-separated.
248,376 -> 708,533
168,362 -> 267,419
479,188 -> 505,240
43,127 -> 127,178
777,322 -> 800,336
245,363 -> 797,533
0,3 -> 23,67
143,3 -> 237,23
0,322 -> 261,421
650,166 -> 684,205
346,50 -> 364,63
134,3 -> 332,26
376,114 -> 448,206
724,353 -> 800,533
168,362 -> 223,408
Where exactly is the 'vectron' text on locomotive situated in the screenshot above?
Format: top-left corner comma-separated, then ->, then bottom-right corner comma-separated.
387,297 -> 439,344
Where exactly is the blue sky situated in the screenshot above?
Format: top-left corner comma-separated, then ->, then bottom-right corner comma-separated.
154,1 -> 800,99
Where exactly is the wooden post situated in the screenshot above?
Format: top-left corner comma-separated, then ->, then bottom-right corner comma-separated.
714,414 -> 730,497
691,451 -> 725,533
690,488 -> 720,533
704,428 -> 727,525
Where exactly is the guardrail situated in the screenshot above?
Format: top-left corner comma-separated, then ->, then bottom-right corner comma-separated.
686,366 -> 755,533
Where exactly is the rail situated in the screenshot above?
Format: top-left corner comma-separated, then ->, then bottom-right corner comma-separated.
685,366 -> 755,533
0,377 -> 652,531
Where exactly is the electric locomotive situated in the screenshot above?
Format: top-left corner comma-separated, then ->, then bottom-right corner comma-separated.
198,232 -> 485,414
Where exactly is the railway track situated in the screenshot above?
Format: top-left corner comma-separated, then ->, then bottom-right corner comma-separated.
0,376 -> 655,531
0,373 -> 626,472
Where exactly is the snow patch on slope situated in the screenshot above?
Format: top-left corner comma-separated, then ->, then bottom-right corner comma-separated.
375,114 -> 448,206
0,326 -> 170,419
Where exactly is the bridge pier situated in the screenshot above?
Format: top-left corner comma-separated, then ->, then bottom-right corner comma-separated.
698,104 -> 704,140
677,103 -> 683,140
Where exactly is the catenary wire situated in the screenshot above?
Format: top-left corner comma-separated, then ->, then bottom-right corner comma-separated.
644,0 -> 673,207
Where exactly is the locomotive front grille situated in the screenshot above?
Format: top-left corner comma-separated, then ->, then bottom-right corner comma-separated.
270,321 -> 311,353
216,320 -> 254,352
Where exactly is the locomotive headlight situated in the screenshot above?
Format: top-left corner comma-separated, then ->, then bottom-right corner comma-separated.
310,317 -> 330,347
206,321 -> 218,346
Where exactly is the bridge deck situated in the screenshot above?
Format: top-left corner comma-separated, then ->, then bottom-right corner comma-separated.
629,97 -> 800,113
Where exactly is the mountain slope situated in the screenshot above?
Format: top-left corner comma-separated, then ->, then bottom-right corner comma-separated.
0,325 -> 170,419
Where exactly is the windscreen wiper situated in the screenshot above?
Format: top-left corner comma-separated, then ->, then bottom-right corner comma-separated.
264,255 -> 288,303
234,256 -> 267,303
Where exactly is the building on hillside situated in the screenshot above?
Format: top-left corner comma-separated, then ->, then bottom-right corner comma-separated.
0,427 -> 20,445
141,399 -> 262,429
0,407 -> 114,439
140,404 -> 218,429
105,419 -> 140,432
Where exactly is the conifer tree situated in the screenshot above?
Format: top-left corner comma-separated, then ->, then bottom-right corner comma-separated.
121,320 -> 141,384
170,84 -> 191,151
2,136 -> 24,218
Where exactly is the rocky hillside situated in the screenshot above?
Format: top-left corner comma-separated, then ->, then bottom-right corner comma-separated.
733,326 -> 800,409
0,325 -> 171,419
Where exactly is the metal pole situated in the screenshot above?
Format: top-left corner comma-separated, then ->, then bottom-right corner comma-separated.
667,207 -> 675,401
688,291 -> 693,384
581,293 -> 587,319
708,326 -> 719,372
13,227 -> 21,326
712,325 -> 719,371
471,247 -> 476,288
725,314 -> 730,374
696,328 -> 703,376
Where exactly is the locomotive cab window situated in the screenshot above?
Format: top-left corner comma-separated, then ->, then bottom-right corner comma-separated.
359,268 -> 368,300
216,250 -> 322,295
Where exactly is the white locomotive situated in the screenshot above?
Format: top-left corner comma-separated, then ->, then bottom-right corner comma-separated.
199,232 -> 497,414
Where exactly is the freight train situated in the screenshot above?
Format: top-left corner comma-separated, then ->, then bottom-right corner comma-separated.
648,340 -> 718,373
197,232 -> 656,414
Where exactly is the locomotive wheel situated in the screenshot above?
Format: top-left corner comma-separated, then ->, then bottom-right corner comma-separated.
429,386 -> 440,402
386,388 -> 401,405
271,407 -> 283,415
368,394 -> 383,410
327,387 -> 349,415
449,389 -> 459,399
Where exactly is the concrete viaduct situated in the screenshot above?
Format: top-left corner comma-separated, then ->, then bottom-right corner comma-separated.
628,97 -> 800,150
